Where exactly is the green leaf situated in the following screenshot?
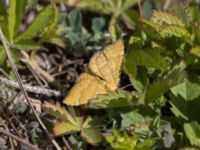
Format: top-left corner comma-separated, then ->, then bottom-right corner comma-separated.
191,46 -> 200,57
146,70 -> 184,104
189,0 -> 200,22
76,0 -> 110,14
142,0 -> 153,18
12,40 -> 40,51
133,49 -> 169,70
88,90 -> 138,109
106,130 -> 141,150
42,5 -> 59,39
151,11 -> 184,27
184,122 -> 200,147
16,5 -> 54,41
0,46 -> 6,65
0,0 -> 7,16
170,81 -> 200,121
146,79 -> 173,104
82,116 -> 106,128
81,128 -> 102,145
171,81 -> 200,101
120,109 -> 152,128
160,25 -> 189,38
121,9 -> 138,29
8,0 -> 17,42
92,17 -> 105,34
53,121 -> 81,136
68,9 -> 82,33
140,18 -> 161,40
8,0 -> 26,42
122,0 -> 137,11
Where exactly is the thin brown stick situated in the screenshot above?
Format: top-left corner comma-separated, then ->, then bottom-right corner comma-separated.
163,0 -> 172,10
137,0 -> 143,18
0,77 -> 61,97
0,128 -> 39,150
62,137 -> 72,150
0,28 -> 61,150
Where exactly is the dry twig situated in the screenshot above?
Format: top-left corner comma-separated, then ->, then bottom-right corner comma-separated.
0,77 -> 61,97
0,128 -> 39,150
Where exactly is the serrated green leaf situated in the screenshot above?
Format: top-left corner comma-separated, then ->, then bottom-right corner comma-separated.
146,70 -> 184,104
184,122 -> 200,147
81,128 -> 102,145
89,90 -> 138,109
151,11 -> 184,26
16,5 -> 54,41
160,25 -> 189,38
53,121 -> 81,136
140,19 -> 161,40
146,79 -> 174,104
133,49 -> 169,70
